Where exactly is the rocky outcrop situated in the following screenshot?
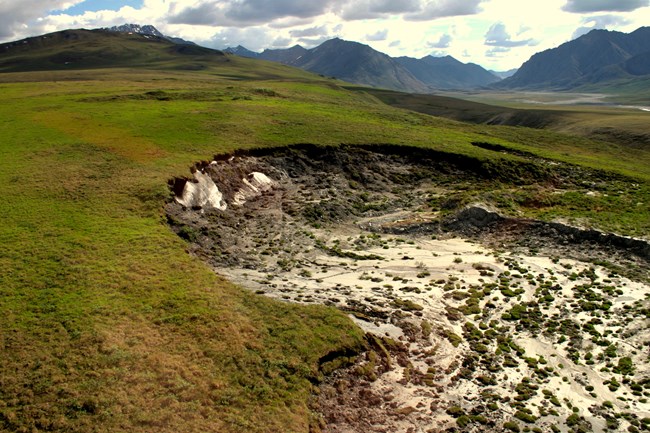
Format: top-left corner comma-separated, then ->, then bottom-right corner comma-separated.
444,204 -> 503,229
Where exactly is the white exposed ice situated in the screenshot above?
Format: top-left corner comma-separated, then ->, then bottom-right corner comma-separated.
176,171 -> 227,211
175,170 -> 275,211
232,172 -> 275,206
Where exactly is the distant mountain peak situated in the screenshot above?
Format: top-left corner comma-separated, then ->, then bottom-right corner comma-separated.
224,45 -> 259,58
321,38 -> 368,49
105,23 -> 196,46
225,37 -> 500,92
496,25 -> 650,90
395,53 -> 500,89
106,24 -> 163,37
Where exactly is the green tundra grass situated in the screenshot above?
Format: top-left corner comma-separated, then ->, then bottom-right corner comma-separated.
1,40 -> 649,432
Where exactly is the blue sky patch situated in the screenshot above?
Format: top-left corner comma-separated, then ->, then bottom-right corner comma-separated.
58,0 -> 144,15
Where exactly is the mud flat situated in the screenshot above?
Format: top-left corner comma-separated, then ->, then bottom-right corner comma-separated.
167,145 -> 650,433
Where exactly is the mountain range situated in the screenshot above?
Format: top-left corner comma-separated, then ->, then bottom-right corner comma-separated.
225,38 -> 501,92
2,24 -> 649,95
227,26 -> 650,93
497,27 -> 650,90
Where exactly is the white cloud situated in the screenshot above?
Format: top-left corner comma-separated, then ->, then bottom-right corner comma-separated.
366,29 -> 388,41
169,0 -> 337,27
289,26 -> 328,38
0,0 -> 84,38
165,0 -> 486,25
563,0 -> 649,13
485,22 -> 536,47
168,2 -> 221,25
207,26 -> 272,51
270,37 -> 293,47
296,35 -> 335,48
268,17 -> 316,29
404,0 -> 485,21
289,25 -> 329,38
2,0 -> 649,72
485,46 -> 510,58
337,0 -> 420,20
428,33 -> 452,49
571,14 -> 632,39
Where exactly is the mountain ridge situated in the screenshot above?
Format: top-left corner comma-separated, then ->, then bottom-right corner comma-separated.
497,26 -> 650,90
225,38 -> 500,92
0,28 -> 224,73
105,23 -> 196,46
6,25 -> 649,95
395,54 -> 500,89
289,38 -> 430,93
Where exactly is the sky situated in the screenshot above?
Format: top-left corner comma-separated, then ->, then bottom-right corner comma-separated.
0,0 -> 649,71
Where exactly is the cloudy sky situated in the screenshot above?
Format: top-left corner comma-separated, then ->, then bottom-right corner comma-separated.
1,0 -> 649,70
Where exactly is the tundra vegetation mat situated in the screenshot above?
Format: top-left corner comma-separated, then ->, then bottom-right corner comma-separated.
0,61 -> 649,433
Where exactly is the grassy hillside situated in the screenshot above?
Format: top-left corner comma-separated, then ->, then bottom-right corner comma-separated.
0,69 -> 372,433
353,87 -> 650,159
0,29 -> 229,72
1,34 -> 649,432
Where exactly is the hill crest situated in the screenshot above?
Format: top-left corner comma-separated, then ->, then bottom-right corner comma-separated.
0,28 -> 224,73
105,23 -> 197,45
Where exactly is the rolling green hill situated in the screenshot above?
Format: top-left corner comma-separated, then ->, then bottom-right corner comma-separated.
1,29 -> 649,433
0,28 -> 226,72
349,87 -> 650,149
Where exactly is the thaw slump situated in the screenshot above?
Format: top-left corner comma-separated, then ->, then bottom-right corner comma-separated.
166,145 -> 650,433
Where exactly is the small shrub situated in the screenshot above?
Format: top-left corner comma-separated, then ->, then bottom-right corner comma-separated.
446,406 -> 465,418
444,330 -> 462,347
456,415 -> 471,428
514,410 -> 537,423
613,357 -> 634,375
504,421 -> 521,432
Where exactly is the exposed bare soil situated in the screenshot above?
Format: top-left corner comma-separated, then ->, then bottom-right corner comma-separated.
166,144 -> 650,433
